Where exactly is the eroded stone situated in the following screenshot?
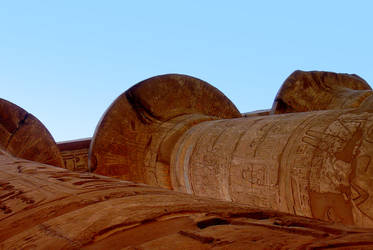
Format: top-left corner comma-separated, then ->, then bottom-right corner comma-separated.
271,70 -> 372,114
1,151 -> 373,249
89,72 -> 373,228
89,74 -> 241,187
0,98 -> 63,168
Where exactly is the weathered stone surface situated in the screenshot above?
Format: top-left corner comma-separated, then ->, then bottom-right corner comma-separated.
0,98 -> 63,167
171,109 -> 373,228
58,138 -> 91,172
89,74 -> 241,186
89,73 -> 373,228
1,150 -> 373,249
271,70 -> 372,114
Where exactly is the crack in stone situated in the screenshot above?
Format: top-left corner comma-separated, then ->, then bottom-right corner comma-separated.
6,113 -> 29,149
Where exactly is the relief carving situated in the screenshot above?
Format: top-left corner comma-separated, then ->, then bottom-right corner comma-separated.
2,71 -> 373,248
89,72 -> 373,228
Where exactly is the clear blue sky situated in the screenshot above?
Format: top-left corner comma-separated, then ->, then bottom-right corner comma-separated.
1,1 -> 372,141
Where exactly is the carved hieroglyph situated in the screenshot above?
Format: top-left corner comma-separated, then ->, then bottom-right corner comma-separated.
171,109 -> 373,227
58,138 -> 91,172
0,98 -> 63,168
89,72 -> 373,227
2,150 -> 373,249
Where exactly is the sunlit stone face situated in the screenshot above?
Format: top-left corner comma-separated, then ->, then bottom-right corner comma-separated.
170,110 -> 373,227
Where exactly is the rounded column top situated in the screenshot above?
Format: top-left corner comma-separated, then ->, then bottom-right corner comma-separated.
89,74 -> 241,184
0,98 -> 63,168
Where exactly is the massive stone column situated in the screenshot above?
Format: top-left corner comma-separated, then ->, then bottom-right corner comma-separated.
89,72 -> 373,227
2,76 -> 373,249
171,108 -> 373,227
0,98 -> 63,168
2,150 -> 373,249
89,74 -> 242,184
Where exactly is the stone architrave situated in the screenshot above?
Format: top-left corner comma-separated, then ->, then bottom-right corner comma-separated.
58,138 -> 91,172
89,73 -> 373,227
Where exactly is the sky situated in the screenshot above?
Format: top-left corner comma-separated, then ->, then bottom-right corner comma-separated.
1,1 -> 373,142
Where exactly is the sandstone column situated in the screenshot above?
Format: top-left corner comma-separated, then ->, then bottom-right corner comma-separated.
2,150 -> 373,249
2,78 -> 373,249
89,72 -> 373,227
170,108 -> 373,227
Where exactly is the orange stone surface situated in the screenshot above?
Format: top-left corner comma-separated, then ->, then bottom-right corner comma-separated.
89,72 -> 373,228
0,98 -> 63,168
3,71 -> 373,248
89,74 -> 241,184
171,108 -> 373,227
272,70 -> 372,114
1,150 -> 373,249
58,138 -> 91,172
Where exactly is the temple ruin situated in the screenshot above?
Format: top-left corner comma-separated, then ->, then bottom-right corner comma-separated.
2,70 -> 373,249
